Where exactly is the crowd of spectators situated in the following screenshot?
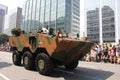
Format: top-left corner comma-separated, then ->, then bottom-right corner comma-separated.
85,43 -> 120,64
0,45 -> 10,52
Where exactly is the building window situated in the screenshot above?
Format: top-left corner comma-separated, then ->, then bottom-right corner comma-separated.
40,0 -> 45,28
50,0 -> 57,31
57,0 -> 65,32
44,0 -> 50,27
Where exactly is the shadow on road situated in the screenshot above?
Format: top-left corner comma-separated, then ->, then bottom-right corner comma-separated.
0,62 -> 12,69
9,63 -> 114,80
49,66 -> 114,80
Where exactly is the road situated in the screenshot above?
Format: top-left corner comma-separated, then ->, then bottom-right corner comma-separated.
0,51 -> 120,80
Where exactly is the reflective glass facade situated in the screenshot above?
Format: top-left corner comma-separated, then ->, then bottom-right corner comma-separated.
86,0 -> 115,43
22,0 -> 80,36
0,4 -> 7,33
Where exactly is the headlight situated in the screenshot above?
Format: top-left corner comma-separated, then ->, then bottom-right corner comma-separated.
58,33 -> 62,38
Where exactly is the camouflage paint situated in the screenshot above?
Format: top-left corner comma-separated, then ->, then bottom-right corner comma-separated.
9,33 -> 93,64
23,33 -> 29,40
45,36 -> 51,45
51,40 -> 93,64
9,37 -> 15,47
37,34 -> 57,55
16,37 -> 23,51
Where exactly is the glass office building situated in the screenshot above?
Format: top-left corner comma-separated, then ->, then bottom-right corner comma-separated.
22,0 -> 80,37
85,0 -> 117,43
4,7 -> 22,35
87,6 -> 115,42
0,4 -> 7,33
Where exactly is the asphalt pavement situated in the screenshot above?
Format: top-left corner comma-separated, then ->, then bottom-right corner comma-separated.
0,51 -> 120,80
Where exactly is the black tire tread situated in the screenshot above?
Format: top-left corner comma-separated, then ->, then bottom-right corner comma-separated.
35,53 -> 53,75
12,50 -> 21,66
23,51 -> 34,70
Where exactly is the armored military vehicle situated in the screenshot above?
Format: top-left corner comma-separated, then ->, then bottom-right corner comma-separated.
9,28 -> 93,75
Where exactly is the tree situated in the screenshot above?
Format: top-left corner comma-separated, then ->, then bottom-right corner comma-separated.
0,33 -> 9,45
11,27 -> 21,36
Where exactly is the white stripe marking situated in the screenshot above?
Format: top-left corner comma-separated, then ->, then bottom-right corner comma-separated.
0,73 -> 10,80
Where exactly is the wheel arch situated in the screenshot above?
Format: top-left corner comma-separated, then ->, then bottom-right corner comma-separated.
22,47 -> 31,53
34,48 -> 50,57
10,47 -> 17,51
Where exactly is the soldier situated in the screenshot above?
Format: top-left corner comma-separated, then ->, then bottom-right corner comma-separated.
116,43 -> 120,64
77,33 -> 79,40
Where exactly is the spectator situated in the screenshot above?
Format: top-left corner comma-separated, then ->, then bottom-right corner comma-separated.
110,46 -> 116,64
108,44 -> 113,62
97,45 -> 102,62
109,44 -> 112,51
90,46 -> 97,62
116,44 -> 120,64
102,43 -> 109,63
116,44 -> 120,57
117,56 -> 120,64
86,53 -> 91,62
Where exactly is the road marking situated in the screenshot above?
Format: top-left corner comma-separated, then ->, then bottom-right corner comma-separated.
0,73 -> 10,80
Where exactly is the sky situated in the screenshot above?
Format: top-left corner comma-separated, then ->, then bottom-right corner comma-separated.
0,0 -> 115,35
0,0 -> 25,12
0,0 -> 26,29
86,0 -> 115,10
0,0 -> 83,32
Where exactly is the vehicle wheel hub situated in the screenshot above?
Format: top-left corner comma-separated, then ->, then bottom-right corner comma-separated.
13,54 -> 16,62
38,60 -> 45,70
24,56 -> 28,65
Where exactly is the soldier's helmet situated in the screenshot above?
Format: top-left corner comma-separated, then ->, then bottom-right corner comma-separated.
41,27 -> 49,34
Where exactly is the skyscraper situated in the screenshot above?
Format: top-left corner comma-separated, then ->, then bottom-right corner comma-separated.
4,7 -> 22,35
87,6 -> 115,42
102,6 -> 115,42
0,4 -> 7,33
85,0 -> 120,43
22,0 -> 80,38
87,8 -> 99,42
9,7 -> 22,28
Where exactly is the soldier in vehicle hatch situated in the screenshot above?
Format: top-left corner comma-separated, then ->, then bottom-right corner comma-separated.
77,33 -> 79,40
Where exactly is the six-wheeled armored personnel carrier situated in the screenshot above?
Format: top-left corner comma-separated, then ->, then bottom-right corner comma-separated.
9,31 -> 93,75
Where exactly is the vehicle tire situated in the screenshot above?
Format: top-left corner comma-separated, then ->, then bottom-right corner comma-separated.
23,51 -> 34,70
12,50 -> 21,66
35,53 -> 53,75
65,60 -> 79,70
